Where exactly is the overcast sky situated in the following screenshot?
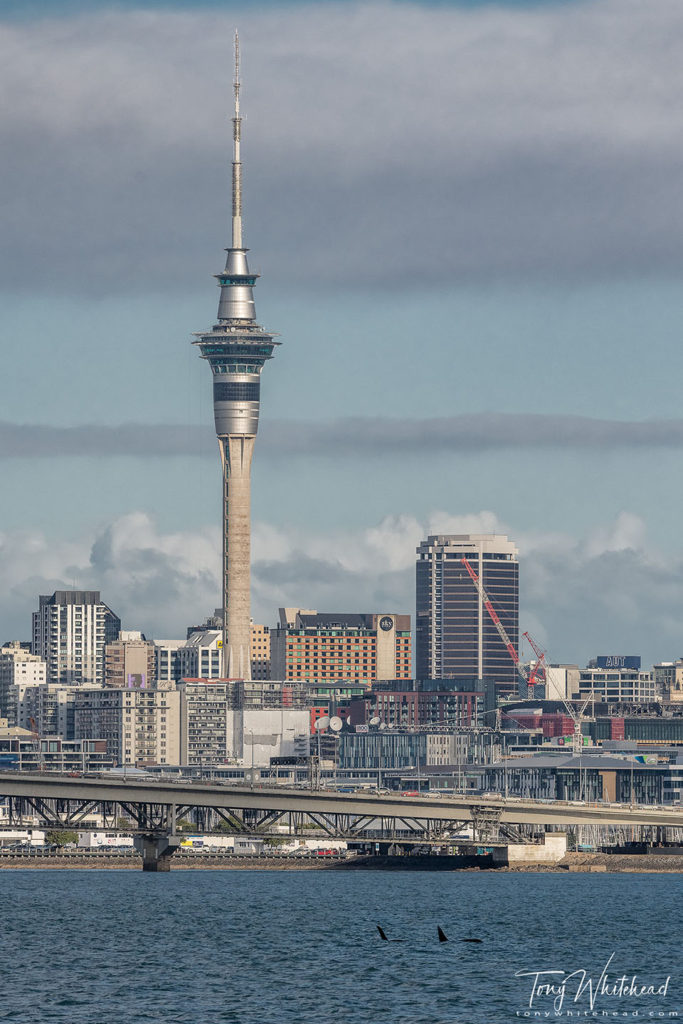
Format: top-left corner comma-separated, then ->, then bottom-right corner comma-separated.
2,0 -> 683,666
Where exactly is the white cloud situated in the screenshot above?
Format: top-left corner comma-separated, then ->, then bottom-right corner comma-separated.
3,507 -> 683,667
4,0 -> 683,291
0,512 -> 222,643
584,510 -> 648,558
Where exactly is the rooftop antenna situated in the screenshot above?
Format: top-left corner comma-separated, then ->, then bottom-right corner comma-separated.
232,29 -> 243,249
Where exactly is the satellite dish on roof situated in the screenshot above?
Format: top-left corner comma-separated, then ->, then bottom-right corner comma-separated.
314,716 -> 330,731
369,716 -> 381,727
329,716 -> 343,732
379,722 -> 388,730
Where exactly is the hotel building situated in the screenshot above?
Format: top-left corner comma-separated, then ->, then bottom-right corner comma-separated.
270,610 -> 411,686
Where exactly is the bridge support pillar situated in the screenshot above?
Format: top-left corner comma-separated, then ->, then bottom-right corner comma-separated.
134,834 -> 180,872
470,806 -> 502,844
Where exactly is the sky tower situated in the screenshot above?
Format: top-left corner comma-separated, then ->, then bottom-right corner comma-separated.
194,34 -> 279,679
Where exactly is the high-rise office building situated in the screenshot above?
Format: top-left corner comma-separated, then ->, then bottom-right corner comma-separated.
416,534 -> 519,696
32,591 -> 120,686
193,36 -> 279,679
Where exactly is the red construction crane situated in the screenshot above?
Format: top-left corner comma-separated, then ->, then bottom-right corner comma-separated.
462,559 -> 595,748
461,557 -> 529,692
522,630 -> 547,699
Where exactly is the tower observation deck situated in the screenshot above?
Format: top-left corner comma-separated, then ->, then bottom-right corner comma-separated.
193,34 -> 279,679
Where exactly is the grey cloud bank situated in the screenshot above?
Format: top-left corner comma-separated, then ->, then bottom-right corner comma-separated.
0,423 -> 206,458
3,0 -> 683,293
4,414 -> 683,458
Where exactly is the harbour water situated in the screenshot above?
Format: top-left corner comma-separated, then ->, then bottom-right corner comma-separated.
0,869 -> 679,1023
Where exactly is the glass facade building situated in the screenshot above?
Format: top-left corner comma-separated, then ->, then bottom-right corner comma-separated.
416,535 -> 519,696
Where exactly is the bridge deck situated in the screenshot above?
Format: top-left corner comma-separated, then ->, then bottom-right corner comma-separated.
0,772 -> 681,828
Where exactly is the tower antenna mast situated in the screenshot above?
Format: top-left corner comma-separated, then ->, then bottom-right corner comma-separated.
232,30 -> 243,249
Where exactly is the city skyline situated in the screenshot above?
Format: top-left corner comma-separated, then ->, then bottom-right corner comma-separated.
3,0 -> 683,664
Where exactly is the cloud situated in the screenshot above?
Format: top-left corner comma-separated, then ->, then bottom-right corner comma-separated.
260,415 -> 683,456
6,413 -> 683,459
518,512 -> 683,661
3,1 -> 683,293
0,422 -> 208,458
0,513 -> 221,644
2,507 -> 682,667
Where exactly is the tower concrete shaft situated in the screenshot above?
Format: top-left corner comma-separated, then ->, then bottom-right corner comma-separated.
193,34 -> 279,679
219,435 -> 254,679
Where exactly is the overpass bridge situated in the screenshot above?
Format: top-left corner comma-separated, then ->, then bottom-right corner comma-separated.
1,772 -> 681,870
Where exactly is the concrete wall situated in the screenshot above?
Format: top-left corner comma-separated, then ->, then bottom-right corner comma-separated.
376,615 -> 397,681
493,833 -> 567,866
234,707 -> 310,767
546,666 -> 579,701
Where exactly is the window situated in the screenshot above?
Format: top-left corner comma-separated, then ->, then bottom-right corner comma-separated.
213,381 -> 260,402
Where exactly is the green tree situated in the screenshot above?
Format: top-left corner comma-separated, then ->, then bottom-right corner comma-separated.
45,830 -> 79,847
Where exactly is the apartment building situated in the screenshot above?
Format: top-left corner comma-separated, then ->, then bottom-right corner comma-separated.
178,679 -> 310,767
0,642 -> 46,724
32,591 -> 120,686
17,683 -> 103,740
154,640 -> 185,686
178,631 -> 222,680
105,631 -> 155,688
74,687 -> 181,766
251,623 -> 271,680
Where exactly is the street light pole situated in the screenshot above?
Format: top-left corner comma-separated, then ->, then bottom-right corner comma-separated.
504,737 -> 508,799
247,730 -> 254,789
317,728 -> 322,790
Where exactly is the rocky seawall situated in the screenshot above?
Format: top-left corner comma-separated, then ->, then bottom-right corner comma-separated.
1,850 -> 682,871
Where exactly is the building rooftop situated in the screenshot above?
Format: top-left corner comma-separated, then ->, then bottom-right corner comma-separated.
39,590 -> 101,606
184,631 -> 221,649
278,608 -> 410,630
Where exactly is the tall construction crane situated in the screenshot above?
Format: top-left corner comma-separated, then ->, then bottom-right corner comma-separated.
461,557 -> 529,693
523,630 -> 547,699
462,559 -> 554,699
518,626 -> 593,757
551,691 -> 596,756
462,557 -> 596,751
